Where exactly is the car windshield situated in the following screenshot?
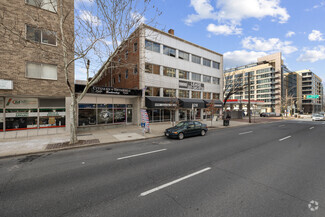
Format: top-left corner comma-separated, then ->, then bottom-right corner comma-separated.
313,114 -> 322,117
175,122 -> 188,127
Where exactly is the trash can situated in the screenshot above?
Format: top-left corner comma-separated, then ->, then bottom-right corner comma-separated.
223,119 -> 229,126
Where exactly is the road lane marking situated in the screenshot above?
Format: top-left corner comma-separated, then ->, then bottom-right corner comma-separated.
279,136 -> 291,141
239,131 -> 253,135
117,149 -> 167,160
139,167 -> 211,196
310,127 -> 314,130
279,125 -> 285,127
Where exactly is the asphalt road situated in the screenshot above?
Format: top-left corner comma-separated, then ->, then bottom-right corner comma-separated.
1,120 -> 325,217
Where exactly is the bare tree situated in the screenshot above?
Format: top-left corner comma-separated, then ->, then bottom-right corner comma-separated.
223,71 -> 248,109
0,0 -> 160,144
205,99 -> 219,127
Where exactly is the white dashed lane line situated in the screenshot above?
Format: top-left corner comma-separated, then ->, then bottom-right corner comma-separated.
117,149 -> 167,160
239,131 -> 253,135
310,127 -> 314,130
279,136 -> 291,142
139,167 -> 211,197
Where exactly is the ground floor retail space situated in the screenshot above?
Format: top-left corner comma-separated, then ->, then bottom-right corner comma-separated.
0,97 -> 65,132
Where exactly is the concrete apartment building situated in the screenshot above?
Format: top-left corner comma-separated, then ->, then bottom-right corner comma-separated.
224,53 -> 284,113
296,69 -> 323,113
0,0 -> 74,134
96,24 -> 223,123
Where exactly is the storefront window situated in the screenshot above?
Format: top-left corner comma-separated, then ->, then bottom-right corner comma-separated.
39,108 -> 65,128
163,88 -> 176,97
79,104 -> 96,126
147,109 -> 153,122
114,109 -> 126,123
97,104 -> 113,125
5,109 -> 38,130
179,110 -> 186,121
195,109 -> 201,120
192,91 -> 201,99
153,109 -> 161,122
163,109 -> 171,121
212,93 -> 220,99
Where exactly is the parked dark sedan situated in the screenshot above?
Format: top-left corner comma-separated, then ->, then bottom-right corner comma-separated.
164,121 -> 208,140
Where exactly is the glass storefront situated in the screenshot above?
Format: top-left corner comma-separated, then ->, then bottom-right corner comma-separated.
0,109 -> 3,132
78,103 -> 133,126
5,109 -> 38,130
147,109 -> 176,122
39,108 -> 65,128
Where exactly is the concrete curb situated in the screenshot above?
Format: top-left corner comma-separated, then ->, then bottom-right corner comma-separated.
0,119 -> 286,159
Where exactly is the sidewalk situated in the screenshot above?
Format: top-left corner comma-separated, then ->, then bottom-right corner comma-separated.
0,120 -> 251,158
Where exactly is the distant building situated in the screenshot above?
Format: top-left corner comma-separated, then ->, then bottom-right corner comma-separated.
224,53 -> 285,113
296,70 -> 323,113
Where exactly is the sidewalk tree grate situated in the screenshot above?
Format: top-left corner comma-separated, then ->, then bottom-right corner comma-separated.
46,139 -> 100,150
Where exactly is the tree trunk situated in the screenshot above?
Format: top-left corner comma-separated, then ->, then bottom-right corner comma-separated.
70,94 -> 78,144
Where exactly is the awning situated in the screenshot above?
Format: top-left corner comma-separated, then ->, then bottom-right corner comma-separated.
145,97 -> 178,108
179,98 -> 205,108
204,99 -> 223,108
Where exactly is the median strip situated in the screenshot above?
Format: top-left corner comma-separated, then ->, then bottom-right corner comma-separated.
239,131 -> 253,135
279,136 -> 291,141
117,149 -> 167,160
139,167 -> 211,197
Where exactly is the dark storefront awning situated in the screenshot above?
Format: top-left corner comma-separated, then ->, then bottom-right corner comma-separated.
204,99 -> 223,108
179,98 -> 205,108
145,97 -> 178,108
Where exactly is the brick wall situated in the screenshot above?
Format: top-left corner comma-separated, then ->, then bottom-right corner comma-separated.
0,0 -> 74,97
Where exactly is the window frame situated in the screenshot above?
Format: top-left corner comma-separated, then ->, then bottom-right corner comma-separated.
163,45 -> 176,57
203,58 -> 211,67
25,0 -> 57,13
212,61 -> 220,69
192,55 -> 201,64
26,24 -> 57,46
26,62 -> 58,80
178,50 -> 189,61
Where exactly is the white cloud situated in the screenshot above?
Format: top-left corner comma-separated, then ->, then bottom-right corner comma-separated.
285,31 -> 295,38
206,23 -> 242,35
242,36 -> 298,54
224,50 -> 268,69
79,10 -> 101,26
306,1 -> 325,11
186,0 -> 289,26
185,0 -> 217,25
297,46 -> 325,63
308,30 -> 325,41
131,12 -> 147,25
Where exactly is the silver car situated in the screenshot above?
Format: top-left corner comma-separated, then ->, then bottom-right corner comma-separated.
312,114 -> 324,121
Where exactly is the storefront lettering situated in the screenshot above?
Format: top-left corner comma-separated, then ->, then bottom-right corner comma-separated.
179,81 -> 204,90
5,97 -> 38,108
16,113 -> 29,117
154,103 -> 177,107
192,103 -> 198,108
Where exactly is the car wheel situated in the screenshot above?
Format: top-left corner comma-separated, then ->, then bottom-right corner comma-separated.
201,130 -> 206,136
178,133 -> 184,140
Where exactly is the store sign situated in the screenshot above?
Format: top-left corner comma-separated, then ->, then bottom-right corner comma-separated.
5,97 -> 38,108
192,103 -> 198,108
39,112 -> 65,117
0,79 -> 13,90
75,84 -> 142,96
179,80 -> 204,90
5,112 -> 38,118
154,103 -> 177,107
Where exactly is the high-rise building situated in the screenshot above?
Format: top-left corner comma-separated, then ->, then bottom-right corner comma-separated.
0,0 -> 74,134
296,69 -> 323,113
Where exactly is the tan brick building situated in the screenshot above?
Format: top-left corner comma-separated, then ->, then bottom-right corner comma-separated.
0,0 -> 74,134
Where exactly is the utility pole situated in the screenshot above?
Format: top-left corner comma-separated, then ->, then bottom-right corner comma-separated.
248,74 -> 251,123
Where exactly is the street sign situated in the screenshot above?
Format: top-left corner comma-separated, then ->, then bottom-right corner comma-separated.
306,95 -> 319,99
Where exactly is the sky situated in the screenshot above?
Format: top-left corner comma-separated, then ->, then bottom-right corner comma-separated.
75,0 -> 325,83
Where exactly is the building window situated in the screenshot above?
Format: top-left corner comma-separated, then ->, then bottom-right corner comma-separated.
26,25 -> 56,46
26,0 -> 57,12
112,77 -> 115,85
163,45 -> 176,57
178,51 -> 189,61
145,40 -> 160,53
163,88 -> 176,97
145,86 -> 160,96
212,77 -> 220,85
203,75 -> 211,83
133,42 -> 138,52
125,69 -> 128,79
192,72 -> 201,81
203,58 -> 211,67
212,61 -> 220,69
212,93 -> 220,99
203,92 -> 211,99
192,91 -> 201,99
125,51 -> 128,59
179,90 -> 189,98
133,64 -> 138,74
179,70 -> 189,80
145,63 -> 160,74
118,74 -> 121,82
26,62 -> 57,80
163,67 -> 176,78
192,55 -> 201,64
